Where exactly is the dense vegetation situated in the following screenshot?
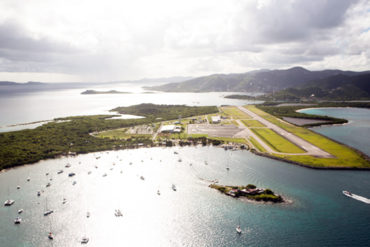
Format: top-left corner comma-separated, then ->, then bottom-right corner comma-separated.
111,104 -> 218,120
255,102 -> 370,127
209,184 -> 283,203
147,67 -> 370,94
0,104 -> 218,170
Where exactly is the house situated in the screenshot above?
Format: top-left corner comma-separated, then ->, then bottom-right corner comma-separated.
211,115 -> 221,124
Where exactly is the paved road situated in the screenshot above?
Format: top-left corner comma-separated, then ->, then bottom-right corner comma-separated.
237,106 -> 333,158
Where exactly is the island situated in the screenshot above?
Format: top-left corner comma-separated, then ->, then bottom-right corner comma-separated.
209,184 -> 284,203
81,90 -> 131,94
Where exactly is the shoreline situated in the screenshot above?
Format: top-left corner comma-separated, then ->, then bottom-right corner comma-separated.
2,138 -> 369,174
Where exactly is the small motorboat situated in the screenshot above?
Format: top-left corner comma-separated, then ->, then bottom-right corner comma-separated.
45,173 -> 49,176
68,172 -> 75,177
37,191 -> 41,196
4,199 -> 15,206
65,163 -> 71,168
86,212 -> 90,218
178,159 -> 182,162
48,232 -> 54,240
88,171 -> 92,175
14,217 -> 22,224
140,176 -> 145,180
26,177 -> 31,182
236,225 -> 242,234
44,210 -> 54,216
62,198 -> 67,204
18,209 -> 24,214
46,182 -> 51,187
72,181 -> 77,186
172,184 -> 177,191
57,170 -> 63,174
102,173 -> 107,177
17,185 -> 21,190
157,190 -> 161,195
81,237 -> 89,244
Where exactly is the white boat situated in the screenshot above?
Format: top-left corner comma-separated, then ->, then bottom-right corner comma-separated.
27,177 -> 31,182
236,217 -> 242,234
343,190 -> 370,204
44,198 -> 53,216
14,217 -> 22,224
17,185 -> 21,190
4,199 -> 15,206
172,184 -> 177,191
81,237 -> 89,244
65,163 -> 71,168
18,209 -> 24,214
44,210 -> 54,216
57,170 -> 63,174
86,212 -> 90,218
48,232 -> 54,240
114,209 -> 123,217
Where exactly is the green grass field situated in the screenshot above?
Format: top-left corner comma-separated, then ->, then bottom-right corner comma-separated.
242,119 -> 265,127
249,136 -> 267,152
245,105 -> 370,168
251,128 -> 305,153
221,106 -> 251,119
96,129 -> 152,140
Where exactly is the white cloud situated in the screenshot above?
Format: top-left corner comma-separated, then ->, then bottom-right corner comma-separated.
0,0 -> 369,82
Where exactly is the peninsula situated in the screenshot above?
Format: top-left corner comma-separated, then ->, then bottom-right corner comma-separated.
0,103 -> 369,171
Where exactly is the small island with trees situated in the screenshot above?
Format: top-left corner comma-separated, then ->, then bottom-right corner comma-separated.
209,184 -> 284,203
81,90 -> 131,94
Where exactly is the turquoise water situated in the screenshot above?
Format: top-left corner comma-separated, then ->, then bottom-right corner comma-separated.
299,107 -> 370,156
1,147 -> 370,247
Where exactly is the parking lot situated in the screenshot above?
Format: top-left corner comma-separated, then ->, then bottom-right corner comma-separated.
188,124 -> 242,138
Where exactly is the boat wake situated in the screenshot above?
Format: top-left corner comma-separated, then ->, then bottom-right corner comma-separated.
343,191 -> 370,204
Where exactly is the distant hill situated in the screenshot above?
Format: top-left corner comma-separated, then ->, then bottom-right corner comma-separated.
146,67 -> 370,93
226,73 -> 370,101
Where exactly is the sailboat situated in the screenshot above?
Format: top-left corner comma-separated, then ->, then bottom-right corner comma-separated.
236,217 -> 242,234
4,188 -> 15,206
44,198 -> 54,216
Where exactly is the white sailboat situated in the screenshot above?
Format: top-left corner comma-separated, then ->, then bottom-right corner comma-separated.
236,217 -> 242,234
44,198 -> 54,216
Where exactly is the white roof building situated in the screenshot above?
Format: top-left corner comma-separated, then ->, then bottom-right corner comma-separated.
160,125 -> 182,133
211,116 -> 221,123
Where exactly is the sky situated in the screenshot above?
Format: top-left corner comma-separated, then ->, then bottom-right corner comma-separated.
0,0 -> 369,82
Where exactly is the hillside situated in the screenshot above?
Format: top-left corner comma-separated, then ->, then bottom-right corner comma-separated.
146,67 -> 370,93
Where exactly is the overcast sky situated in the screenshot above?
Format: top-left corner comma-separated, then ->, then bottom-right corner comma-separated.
0,0 -> 369,82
